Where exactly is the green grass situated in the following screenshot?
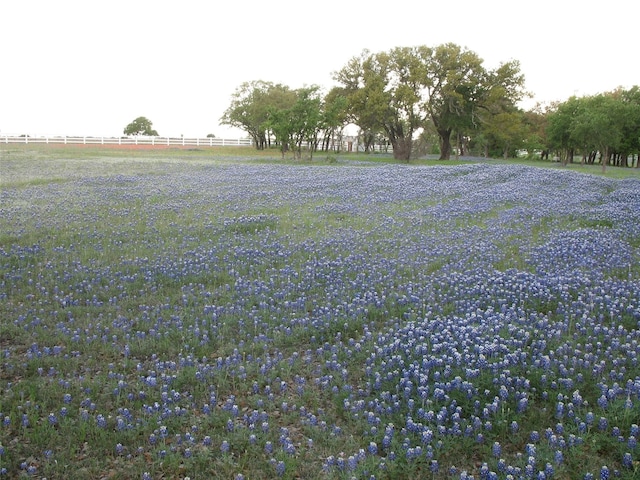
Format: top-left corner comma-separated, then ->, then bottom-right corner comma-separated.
486,155 -> 640,179
3,144 -> 639,188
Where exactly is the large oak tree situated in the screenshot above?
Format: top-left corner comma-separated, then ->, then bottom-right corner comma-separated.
334,43 -> 526,160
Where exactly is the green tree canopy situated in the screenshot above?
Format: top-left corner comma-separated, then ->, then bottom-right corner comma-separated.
123,116 -> 158,136
223,81 -> 349,156
289,86 -> 323,159
546,87 -> 640,169
333,43 -> 526,160
220,81 -> 296,150
265,85 -> 325,159
616,86 -> 640,166
520,103 -> 552,158
319,87 -> 349,151
481,109 -> 527,159
546,97 -> 581,165
570,93 -> 633,172
334,47 -> 425,160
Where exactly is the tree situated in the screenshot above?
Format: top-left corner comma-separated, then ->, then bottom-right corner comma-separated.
616,86 -> 640,167
546,87 -> 640,170
546,97 -> 581,165
334,44 -> 526,160
570,94 -> 627,173
221,81 -> 295,150
521,103 -> 552,159
289,86 -> 323,159
334,47 -> 425,160
265,86 -> 324,159
123,116 -> 158,136
266,106 -> 295,157
471,60 -> 528,158
319,87 -> 349,152
220,80 -> 270,149
481,109 -> 527,159
421,44 -> 489,160
222,81 -> 346,158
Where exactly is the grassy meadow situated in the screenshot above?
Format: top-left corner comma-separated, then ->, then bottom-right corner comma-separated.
1,145 -> 640,479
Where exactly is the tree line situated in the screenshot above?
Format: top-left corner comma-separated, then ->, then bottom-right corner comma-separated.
545,87 -> 640,171
220,82 -> 347,160
222,43 -> 639,166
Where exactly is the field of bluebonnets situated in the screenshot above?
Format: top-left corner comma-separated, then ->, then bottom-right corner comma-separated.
1,147 -> 640,479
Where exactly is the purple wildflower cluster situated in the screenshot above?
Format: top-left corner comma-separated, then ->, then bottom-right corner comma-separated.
1,161 -> 639,478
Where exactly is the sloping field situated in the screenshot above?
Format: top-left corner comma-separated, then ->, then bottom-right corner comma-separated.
1,152 -> 640,479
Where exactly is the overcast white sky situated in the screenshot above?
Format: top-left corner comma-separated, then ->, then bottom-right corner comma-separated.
1,0 -> 638,138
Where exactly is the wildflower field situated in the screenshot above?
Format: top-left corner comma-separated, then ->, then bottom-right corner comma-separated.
1,148 -> 640,479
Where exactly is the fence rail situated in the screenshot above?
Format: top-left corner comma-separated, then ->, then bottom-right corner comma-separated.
1,135 -> 253,147
1,135 -> 394,153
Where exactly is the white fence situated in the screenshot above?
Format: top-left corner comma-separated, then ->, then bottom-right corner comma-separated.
1,135 -> 253,147
1,134 -> 393,154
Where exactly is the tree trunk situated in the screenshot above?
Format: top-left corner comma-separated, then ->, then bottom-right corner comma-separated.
392,135 -> 412,160
250,131 -> 262,150
460,135 -> 468,156
562,148 -> 574,166
601,147 -> 609,173
438,128 -> 452,160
